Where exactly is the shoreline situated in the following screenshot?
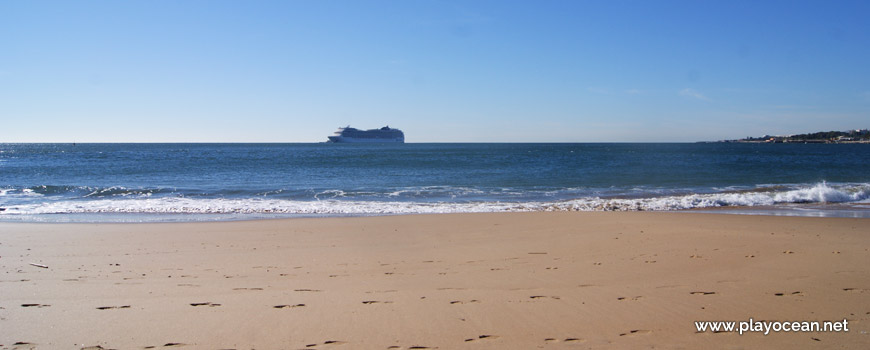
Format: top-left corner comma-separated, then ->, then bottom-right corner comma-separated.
2,201 -> 870,224
1,212 -> 868,349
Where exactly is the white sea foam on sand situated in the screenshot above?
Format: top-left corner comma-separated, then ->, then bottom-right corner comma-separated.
2,183 -> 868,218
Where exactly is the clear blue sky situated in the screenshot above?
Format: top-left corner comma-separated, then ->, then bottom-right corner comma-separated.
2,1 -> 868,142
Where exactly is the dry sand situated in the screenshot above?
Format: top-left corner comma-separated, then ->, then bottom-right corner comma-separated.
0,212 -> 868,349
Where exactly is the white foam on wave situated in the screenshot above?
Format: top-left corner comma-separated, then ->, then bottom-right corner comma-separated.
772,182 -> 866,203
1,197 -> 517,215
384,186 -> 487,199
558,182 -> 870,211
1,182 -> 868,216
0,188 -> 43,198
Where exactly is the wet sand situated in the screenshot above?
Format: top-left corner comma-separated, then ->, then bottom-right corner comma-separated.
1,212 -> 868,349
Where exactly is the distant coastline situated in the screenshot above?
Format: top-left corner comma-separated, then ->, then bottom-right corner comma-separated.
708,128 -> 870,144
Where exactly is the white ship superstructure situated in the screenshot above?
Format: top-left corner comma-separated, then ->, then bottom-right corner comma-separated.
327,126 -> 405,143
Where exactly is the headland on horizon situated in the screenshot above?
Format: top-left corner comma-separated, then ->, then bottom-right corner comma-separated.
711,128 -> 870,144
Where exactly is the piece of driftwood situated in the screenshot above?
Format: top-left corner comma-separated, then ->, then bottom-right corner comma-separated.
29,263 -> 48,268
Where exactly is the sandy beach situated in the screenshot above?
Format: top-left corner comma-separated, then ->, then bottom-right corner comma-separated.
1,212 -> 868,349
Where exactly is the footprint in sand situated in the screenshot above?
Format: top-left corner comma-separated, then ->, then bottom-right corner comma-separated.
619,330 -> 652,336
464,335 -> 499,342
189,302 -> 221,307
96,305 -> 131,310
530,295 -> 561,300
690,291 -> 716,295
145,343 -> 187,348
21,303 -> 50,308
304,340 -> 347,347
11,341 -> 36,350
274,304 -> 306,308
773,291 -> 802,296
362,300 -> 393,304
617,296 -> 642,301
449,300 -> 479,305
544,338 -> 584,343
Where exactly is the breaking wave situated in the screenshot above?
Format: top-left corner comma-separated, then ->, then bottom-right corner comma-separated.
1,182 -> 868,216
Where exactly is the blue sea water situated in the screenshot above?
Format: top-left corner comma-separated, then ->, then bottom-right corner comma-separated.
1,143 -> 869,222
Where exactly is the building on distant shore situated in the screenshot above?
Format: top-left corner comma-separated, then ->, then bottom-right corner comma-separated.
723,128 -> 870,143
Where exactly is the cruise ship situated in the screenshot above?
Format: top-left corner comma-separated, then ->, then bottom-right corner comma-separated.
327,126 -> 405,143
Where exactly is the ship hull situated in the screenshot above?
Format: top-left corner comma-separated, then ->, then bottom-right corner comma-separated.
327,126 -> 405,143
327,136 -> 404,143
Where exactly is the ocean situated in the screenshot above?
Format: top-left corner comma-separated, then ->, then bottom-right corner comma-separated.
1,143 -> 869,222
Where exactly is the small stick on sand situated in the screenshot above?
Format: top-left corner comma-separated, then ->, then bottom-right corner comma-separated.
29,263 -> 48,269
